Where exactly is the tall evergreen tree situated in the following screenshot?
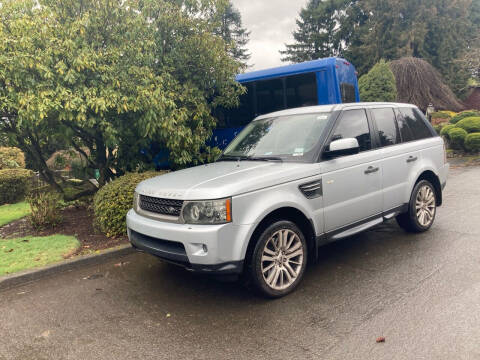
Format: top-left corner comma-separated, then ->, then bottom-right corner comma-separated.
283,0 -> 480,97
280,0 -> 353,62
213,1 -> 251,66
351,0 -> 478,96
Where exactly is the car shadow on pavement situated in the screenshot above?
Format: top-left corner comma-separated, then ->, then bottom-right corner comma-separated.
113,219 -> 423,308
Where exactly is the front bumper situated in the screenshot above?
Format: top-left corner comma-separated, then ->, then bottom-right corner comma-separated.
126,210 -> 251,274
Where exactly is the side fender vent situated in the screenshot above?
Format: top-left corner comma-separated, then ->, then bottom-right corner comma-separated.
299,179 -> 322,199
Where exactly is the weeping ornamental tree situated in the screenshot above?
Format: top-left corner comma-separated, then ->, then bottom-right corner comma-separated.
0,0 -> 243,195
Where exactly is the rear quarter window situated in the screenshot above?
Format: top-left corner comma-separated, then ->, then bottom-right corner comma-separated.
399,107 -> 433,140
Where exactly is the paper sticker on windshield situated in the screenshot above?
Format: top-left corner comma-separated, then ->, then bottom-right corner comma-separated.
293,148 -> 304,156
317,115 -> 328,120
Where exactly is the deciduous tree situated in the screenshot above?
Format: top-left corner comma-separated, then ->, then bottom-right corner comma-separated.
0,0 -> 243,196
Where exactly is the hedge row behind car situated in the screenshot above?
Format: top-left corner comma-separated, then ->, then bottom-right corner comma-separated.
93,171 -> 166,237
450,110 -> 480,124
0,168 -> 33,205
439,116 -> 480,152
465,133 -> 480,152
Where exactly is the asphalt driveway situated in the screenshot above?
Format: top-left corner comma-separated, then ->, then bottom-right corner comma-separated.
1,165 -> 480,360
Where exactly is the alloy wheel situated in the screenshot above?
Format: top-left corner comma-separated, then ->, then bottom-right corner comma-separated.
415,185 -> 436,227
260,229 -> 304,291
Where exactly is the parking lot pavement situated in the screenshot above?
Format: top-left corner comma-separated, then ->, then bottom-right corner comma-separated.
1,165 -> 480,360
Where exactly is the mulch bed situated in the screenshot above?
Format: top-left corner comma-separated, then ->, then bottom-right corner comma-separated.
0,206 -> 128,258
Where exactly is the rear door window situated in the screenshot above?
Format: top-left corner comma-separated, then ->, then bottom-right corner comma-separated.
394,108 -> 414,142
400,107 -> 433,140
331,109 -> 372,152
371,108 -> 400,147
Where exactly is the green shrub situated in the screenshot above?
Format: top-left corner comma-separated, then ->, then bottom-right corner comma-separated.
93,171 -> 165,237
447,128 -> 468,150
465,133 -> 480,152
359,60 -> 397,102
455,117 -> 480,133
0,147 -> 26,169
0,169 -> 33,205
450,110 -> 480,124
440,124 -> 456,138
431,112 -> 451,120
26,191 -> 62,229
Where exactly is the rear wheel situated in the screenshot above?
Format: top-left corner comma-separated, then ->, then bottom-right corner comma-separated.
397,180 -> 437,233
248,220 -> 307,298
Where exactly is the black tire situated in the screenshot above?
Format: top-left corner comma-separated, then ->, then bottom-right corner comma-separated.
396,180 -> 437,233
247,220 -> 308,298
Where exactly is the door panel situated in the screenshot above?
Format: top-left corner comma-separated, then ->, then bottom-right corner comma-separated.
322,153 -> 383,232
321,109 -> 383,233
380,144 -> 421,211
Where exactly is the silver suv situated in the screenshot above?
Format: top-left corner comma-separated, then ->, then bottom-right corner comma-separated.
127,103 -> 449,297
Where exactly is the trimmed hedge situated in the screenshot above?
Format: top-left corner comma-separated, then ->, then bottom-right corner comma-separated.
455,117 -> 480,133
440,124 -> 455,138
447,128 -> 468,150
430,112 -> 451,119
465,133 -> 480,152
0,168 -> 33,205
93,171 -> 165,237
0,147 -> 26,169
450,110 -> 480,124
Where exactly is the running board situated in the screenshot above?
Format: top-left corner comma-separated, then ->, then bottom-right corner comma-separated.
330,217 -> 383,241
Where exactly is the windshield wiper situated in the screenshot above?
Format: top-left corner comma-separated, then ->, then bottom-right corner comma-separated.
216,155 -> 283,162
216,155 -> 250,162
246,156 -> 283,162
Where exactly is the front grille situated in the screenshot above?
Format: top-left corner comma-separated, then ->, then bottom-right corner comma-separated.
139,195 -> 184,217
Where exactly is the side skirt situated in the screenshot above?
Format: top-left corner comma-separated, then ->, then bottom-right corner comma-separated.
315,204 -> 408,250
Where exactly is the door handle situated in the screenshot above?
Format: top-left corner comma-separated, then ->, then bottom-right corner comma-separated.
406,156 -> 418,163
364,166 -> 379,175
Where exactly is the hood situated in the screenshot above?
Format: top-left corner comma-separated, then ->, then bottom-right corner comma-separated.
136,161 -> 319,200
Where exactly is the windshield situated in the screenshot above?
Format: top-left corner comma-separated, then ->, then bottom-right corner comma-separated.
222,112 -> 331,161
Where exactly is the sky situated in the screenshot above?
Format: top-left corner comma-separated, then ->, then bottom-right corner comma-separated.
231,0 -> 309,71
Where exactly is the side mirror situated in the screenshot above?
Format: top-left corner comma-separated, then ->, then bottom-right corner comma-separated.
324,138 -> 360,158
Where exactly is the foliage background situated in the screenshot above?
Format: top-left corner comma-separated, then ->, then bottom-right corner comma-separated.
0,0 -> 244,196
282,0 -> 480,98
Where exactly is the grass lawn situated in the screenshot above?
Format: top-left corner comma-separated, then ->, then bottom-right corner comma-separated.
0,202 -> 31,227
0,235 -> 80,276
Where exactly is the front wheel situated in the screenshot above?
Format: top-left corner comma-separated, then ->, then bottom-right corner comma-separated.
248,220 -> 307,298
397,180 -> 437,233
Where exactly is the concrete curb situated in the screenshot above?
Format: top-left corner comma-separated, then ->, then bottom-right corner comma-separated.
0,244 -> 135,291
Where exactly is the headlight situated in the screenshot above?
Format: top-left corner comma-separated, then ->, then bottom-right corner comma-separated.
182,198 -> 232,224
